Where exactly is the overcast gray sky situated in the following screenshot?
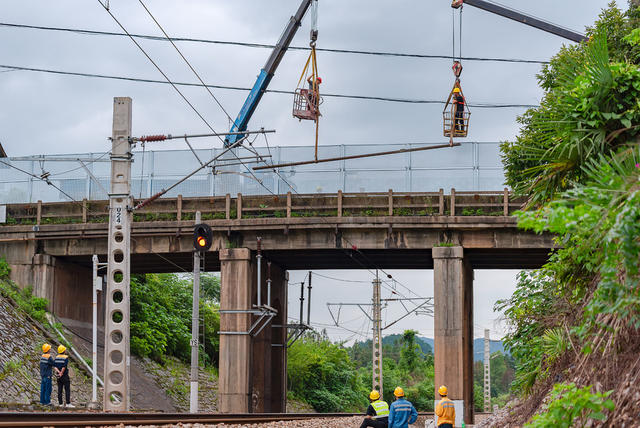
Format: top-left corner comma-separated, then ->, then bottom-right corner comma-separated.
0,0 -> 616,340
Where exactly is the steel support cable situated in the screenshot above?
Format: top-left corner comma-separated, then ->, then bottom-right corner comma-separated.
0,22 -> 549,64
0,64 -> 540,109
136,0 -> 234,124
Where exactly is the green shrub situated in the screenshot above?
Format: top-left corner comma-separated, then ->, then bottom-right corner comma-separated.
525,383 -> 614,428
0,258 -> 10,279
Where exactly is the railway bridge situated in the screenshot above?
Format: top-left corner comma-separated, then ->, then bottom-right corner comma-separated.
0,190 -> 553,423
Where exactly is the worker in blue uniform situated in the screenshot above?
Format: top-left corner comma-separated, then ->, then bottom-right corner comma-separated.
388,387 -> 418,428
54,345 -> 74,407
39,343 -> 54,405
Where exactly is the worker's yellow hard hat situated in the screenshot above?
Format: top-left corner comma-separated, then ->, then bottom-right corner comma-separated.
393,387 -> 405,397
453,88 -> 461,93
58,345 -> 67,354
438,385 -> 448,396
42,343 -> 51,353
369,390 -> 380,400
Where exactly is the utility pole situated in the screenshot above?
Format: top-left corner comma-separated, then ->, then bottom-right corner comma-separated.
372,272 -> 383,396
190,211 -> 202,413
103,97 -> 133,411
484,329 -> 491,412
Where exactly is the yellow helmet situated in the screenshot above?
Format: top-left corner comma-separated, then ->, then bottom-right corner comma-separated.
42,343 -> 51,353
57,345 -> 67,354
438,385 -> 448,396
453,88 -> 461,93
369,390 -> 380,400
393,387 -> 405,397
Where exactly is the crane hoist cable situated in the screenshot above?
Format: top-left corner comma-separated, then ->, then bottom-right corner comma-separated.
443,1 -> 470,145
292,0 -> 322,161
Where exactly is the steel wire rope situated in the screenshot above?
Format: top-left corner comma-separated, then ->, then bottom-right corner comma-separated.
136,0 -> 234,124
0,22 -> 551,65
0,64 -> 540,109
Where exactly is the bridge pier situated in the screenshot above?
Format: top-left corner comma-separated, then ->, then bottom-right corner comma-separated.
433,246 -> 474,425
218,248 -> 287,413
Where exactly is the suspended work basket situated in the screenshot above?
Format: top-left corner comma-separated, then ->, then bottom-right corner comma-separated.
293,88 -> 320,121
442,81 -> 470,138
292,47 -> 321,122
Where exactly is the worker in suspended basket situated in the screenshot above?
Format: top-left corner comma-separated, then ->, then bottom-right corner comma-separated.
453,87 -> 465,133
388,387 -> 418,428
306,75 -> 322,112
435,385 -> 455,428
54,345 -> 74,408
360,390 -> 390,428
39,343 -> 55,405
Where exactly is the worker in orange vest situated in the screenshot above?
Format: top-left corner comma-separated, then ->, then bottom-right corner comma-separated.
435,385 -> 455,428
452,88 -> 465,132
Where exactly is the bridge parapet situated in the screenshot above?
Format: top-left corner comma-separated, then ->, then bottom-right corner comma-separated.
2,189 -> 526,226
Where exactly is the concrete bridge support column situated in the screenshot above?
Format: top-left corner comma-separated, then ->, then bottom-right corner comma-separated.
219,248 -> 288,413
433,246 -> 474,425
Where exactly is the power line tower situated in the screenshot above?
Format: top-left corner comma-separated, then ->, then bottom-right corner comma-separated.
104,97 -> 133,411
484,329 -> 491,412
372,273 -> 383,396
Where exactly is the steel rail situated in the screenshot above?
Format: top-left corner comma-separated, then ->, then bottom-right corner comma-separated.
0,412 -> 440,427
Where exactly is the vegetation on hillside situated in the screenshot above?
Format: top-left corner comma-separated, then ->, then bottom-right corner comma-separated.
0,258 -> 48,323
495,2 -> 640,425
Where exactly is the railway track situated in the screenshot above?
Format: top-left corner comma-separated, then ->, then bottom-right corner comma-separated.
0,412 -> 434,427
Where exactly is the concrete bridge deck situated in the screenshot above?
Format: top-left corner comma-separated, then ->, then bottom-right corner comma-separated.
1,190 -> 551,273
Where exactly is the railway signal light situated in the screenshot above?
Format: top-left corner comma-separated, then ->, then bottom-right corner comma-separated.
193,223 -> 213,252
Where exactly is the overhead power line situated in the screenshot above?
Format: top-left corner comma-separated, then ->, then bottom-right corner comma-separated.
0,64 -> 539,109
0,22 -> 550,65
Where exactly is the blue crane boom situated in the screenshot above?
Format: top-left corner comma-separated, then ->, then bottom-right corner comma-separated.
225,0 -> 314,146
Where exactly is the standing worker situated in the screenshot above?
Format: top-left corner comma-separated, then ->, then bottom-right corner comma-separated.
435,385 -> 455,428
39,343 -> 54,406
452,87 -> 465,133
360,390 -> 389,428
54,345 -> 74,408
388,387 -> 418,428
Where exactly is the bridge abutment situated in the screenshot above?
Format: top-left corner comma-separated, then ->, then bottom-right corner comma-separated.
218,248 -> 287,413
433,246 -> 474,425
7,251 -> 92,324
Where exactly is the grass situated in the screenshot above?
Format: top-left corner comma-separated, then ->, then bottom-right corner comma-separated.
0,280 -> 49,323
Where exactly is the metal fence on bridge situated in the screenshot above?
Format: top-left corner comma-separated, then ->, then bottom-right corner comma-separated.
0,142 -> 505,203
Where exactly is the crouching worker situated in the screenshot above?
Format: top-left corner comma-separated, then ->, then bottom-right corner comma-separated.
39,343 -> 54,405
360,390 -> 389,428
54,345 -> 74,408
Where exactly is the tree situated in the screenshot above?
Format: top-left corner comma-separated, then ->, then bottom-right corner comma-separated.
399,330 -> 423,373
